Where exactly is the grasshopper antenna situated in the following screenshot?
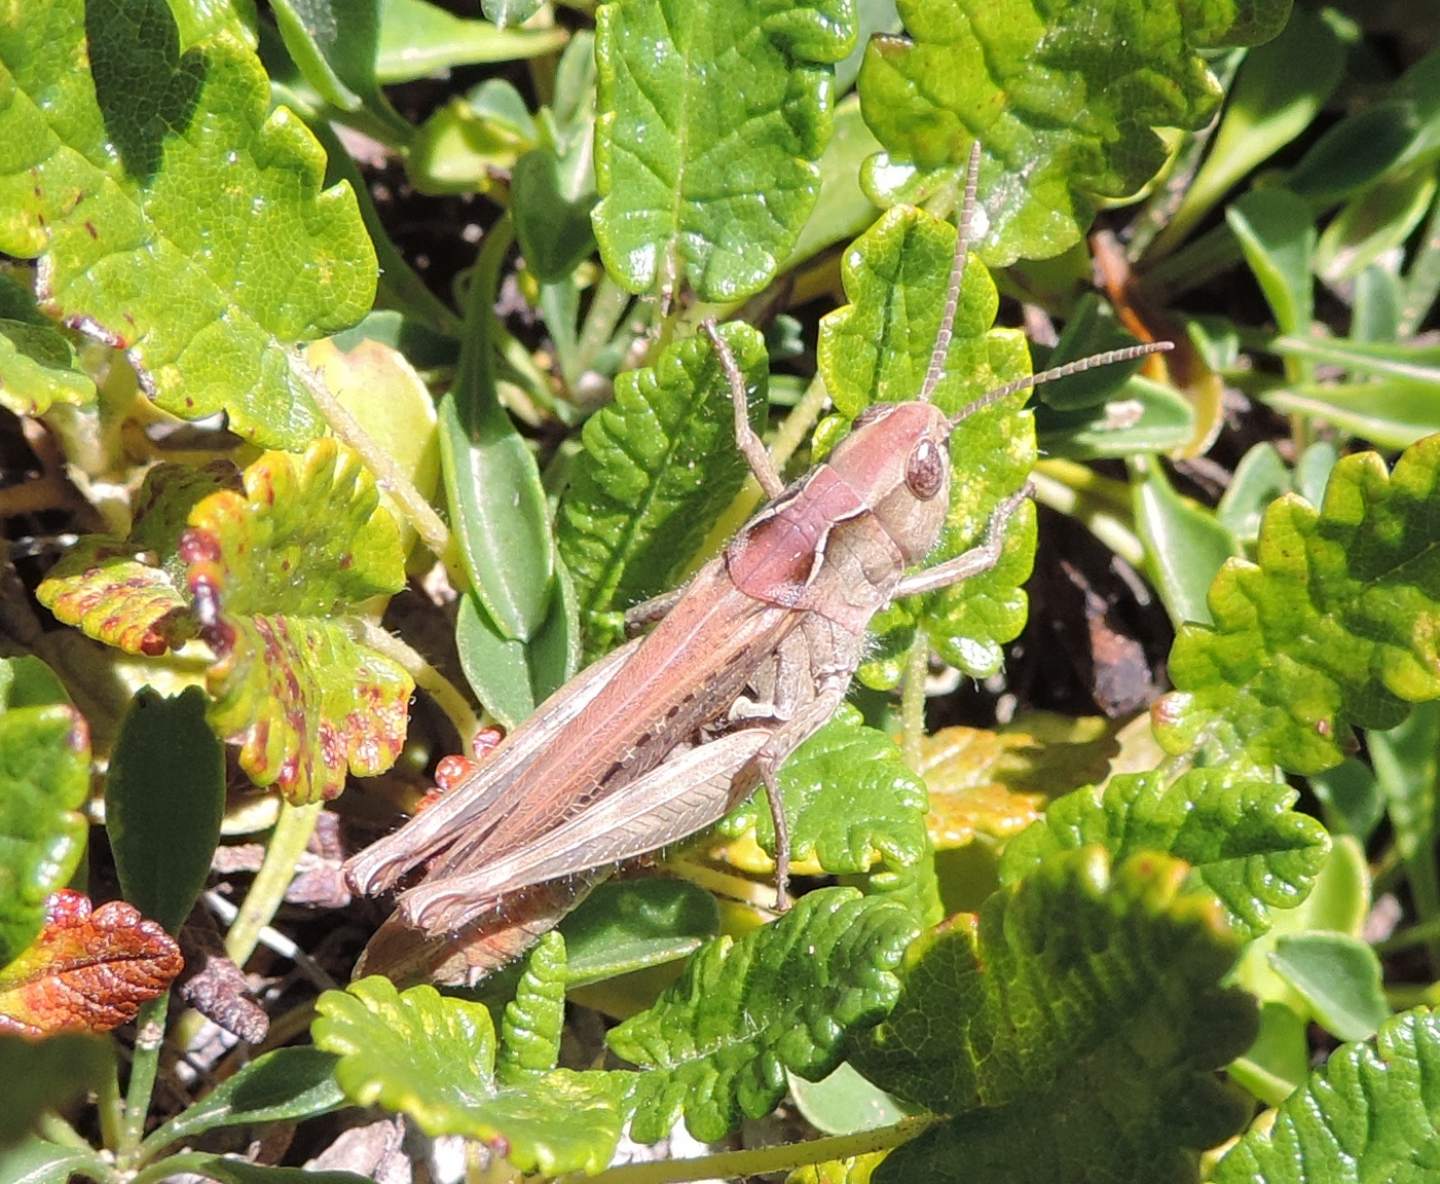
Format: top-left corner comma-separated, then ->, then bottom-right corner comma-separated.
947,340 -> 1175,430
918,141 -> 983,405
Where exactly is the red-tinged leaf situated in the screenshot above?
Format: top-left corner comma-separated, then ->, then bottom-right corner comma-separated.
0,890 -> 182,1036
37,462 -> 238,656
39,440 -> 412,802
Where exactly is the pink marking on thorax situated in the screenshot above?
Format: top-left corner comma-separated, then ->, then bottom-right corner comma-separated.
726,466 -> 868,607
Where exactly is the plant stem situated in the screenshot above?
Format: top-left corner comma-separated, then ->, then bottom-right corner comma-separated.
295,353 -> 452,560
577,274 -> 632,372
118,993 -> 170,1161
359,620 -> 483,754
1031,460 -> 1145,570
96,1050 -> 125,1154
666,856 -> 776,910
900,631 -> 929,772
1378,915 -> 1440,956
36,1110 -> 93,1152
571,1116 -> 939,1184
223,799 -> 322,969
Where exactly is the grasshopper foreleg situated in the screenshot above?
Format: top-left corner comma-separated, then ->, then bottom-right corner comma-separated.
891,484 -> 1034,599
702,319 -> 786,499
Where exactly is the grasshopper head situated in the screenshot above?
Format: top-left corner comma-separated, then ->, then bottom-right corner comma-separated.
828,399 -> 953,564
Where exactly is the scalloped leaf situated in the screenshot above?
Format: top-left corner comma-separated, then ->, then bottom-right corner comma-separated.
557,321 -> 768,652
608,888 -> 919,1143
497,932 -> 566,1081
0,0 -> 376,447
312,976 -> 628,1177
39,440 -> 411,801
918,714 -> 1116,850
716,704 -> 928,876
856,850 -> 1257,1183
1156,435 -> 1440,775
0,268 -> 93,415
817,205 -> 1036,685
0,660 -> 89,969
1212,1007 -> 1440,1184
1000,769 -> 1331,940
0,890 -> 181,1035
857,0 -> 1293,266
36,461 -> 236,656
593,0 -> 855,300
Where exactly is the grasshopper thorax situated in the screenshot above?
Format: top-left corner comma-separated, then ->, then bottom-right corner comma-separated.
826,399 -> 953,565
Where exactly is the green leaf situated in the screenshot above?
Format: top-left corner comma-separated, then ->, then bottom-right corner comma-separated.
1156,435 -> 1440,774
1131,457 -> 1240,627
857,0 -> 1291,266
999,769 -> 1331,940
1317,164 -> 1439,283
313,976 -> 628,1176
1147,6 -> 1345,259
787,1060 -> 912,1137
0,269 -> 94,415
557,321 -> 768,650
440,217 -> 554,642
497,932 -> 566,1081
514,30 -> 598,278
816,205 -> 1035,685
106,687 -> 224,934
1212,1008 -> 1440,1184
1368,702 -> 1440,964
1217,442 -> 1291,544
1269,932 -> 1389,1042
481,0 -> 541,28
408,79 -> 538,195
1034,375 -> 1195,460
0,661 -> 89,969
857,850 -> 1255,1184
0,1033 -> 110,1146
269,0 -> 404,135
608,888 -> 919,1143
560,878 -> 720,986
1227,188 -> 1316,335
455,566 -> 580,729
39,440 -> 412,801
1228,999 -> 1310,1108
718,704 -> 928,876
376,0 -> 567,84
593,0 -> 855,300
1262,381 -> 1440,451
143,1047 -> 345,1155
0,0 -> 376,448
0,1137 -> 108,1184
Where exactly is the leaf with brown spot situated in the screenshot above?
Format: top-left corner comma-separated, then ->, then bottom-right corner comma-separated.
39,440 -> 411,802
0,890 -> 183,1036
919,713 -> 1118,850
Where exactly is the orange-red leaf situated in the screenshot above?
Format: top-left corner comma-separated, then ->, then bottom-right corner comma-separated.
0,890 -> 183,1035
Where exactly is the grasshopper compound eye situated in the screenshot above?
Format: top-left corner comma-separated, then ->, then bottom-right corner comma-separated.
905,439 -> 946,499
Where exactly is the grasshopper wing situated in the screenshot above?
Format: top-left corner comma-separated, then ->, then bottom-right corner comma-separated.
344,636 -> 641,896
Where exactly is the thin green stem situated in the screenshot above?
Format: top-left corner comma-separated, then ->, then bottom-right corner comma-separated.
1378,915 -> 1440,956
224,800 -> 322,969
1031,461 -> 1145,569
295,354 -> 452,560
577,274 -> 632,371
118,993 -> 170,1162
571,1116 -> 939,1184
900,630 -> 929,772
96,1050 -> 125,1154
359,620 -> 483,755
36,1110 -> 94,1152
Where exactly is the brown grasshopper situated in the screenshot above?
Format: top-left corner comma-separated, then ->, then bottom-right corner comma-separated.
345,146 -> 1171,984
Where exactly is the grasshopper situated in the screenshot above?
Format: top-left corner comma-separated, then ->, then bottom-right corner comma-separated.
345,145 -> 1170,984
